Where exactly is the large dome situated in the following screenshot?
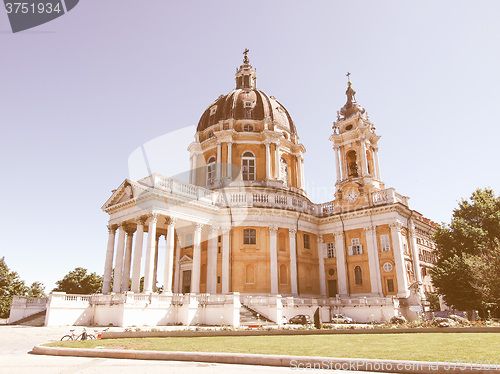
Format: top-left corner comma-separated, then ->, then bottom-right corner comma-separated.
197,89 -> 297,134
197,52 -> 297,135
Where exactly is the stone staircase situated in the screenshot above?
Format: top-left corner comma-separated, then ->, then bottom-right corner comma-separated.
11,310 -> 46,326
240,304 -> 273,326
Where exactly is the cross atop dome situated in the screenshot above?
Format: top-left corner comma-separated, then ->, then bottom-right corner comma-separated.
235,49 -> 257,89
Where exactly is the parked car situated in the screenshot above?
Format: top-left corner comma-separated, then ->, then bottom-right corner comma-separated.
330,314 -> 354,324
289,314 -> 312,324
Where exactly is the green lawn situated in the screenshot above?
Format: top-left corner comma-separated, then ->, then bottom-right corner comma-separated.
46,333 -> 500,362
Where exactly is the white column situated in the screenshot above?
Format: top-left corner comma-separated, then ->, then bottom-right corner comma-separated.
296,155 -> 302,189
121,230 -> 134,292
373,146 -> 381,180
131,218 -> 144,293
163,218 -> 176,294
317,235 -> 327,297
409,221 -> 424,295
153,234 -> 160,292
192,153 -> 198,185
143,213 -> 158,293
227,142 -> 232,180
221,227 -> 230,293
207,226 -> 218,294
191,224 -> 203,293
102,225 -> 116,294
265,141 -> 271,180
364,226 -> 382,296
288,229 -> 298,295
173,236 -> 181,293
390,221 -> 410,298
269,227 -> 279,294
189,155 -> 194,184
274,142 -> 280,179
112,224 -> 126,293
299,156 -> 305,189
216,141 -> 222,181
360,138 -> 368,176
334,146 -> 341,182
334,231 -> 348,296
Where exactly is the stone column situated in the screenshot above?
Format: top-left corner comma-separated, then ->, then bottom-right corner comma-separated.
207,226 -> 218,294
265,141 -> 271,180
121,230 -> 134,292
102,225 -> 116,294
296,155 -> 302,189
112,223 -> 126,293
131,218 -> 145,293
191,224 -> 203,293
334,145 -> 341,182
274,142 -> 280,179
216,141 -> 222,181
334,231 -> 348,296
173,236 -> 181,293
269,227 -> 279,294
288,229 -> 298,295
373,146 -> 381,180
163,218 -> 176,294
364,226 -> 382,296
192,153 -> 198,185
360,138 -> 368,176
189,155 -> 194,184
227,141 -> 233,180
390,221 -> 410,298
143,213 -> 158,293
409,221 -> 424,294
317,235 -> 327,296
153,234 -> 160,292
221,227 -> 230,293
299,156 -> 305,189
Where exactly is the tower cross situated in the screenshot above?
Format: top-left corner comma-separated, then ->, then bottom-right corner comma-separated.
243,48 -> 249,56
346,72 -> 351,82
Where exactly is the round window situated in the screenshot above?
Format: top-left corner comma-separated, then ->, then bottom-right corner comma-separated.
383,262 -> 393,272
345,124 -> 353,131
328,269 -> 335,276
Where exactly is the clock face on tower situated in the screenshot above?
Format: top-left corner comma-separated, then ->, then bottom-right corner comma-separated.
345,190 -> 358,203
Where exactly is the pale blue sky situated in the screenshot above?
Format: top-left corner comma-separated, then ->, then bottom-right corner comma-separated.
1,1 -> 499,291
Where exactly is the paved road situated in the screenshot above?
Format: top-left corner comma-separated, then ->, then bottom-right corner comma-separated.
0,325 -> 376,374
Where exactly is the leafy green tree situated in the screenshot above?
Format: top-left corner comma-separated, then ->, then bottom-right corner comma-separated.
0,257 -> 28,318
431,188 -> 500,315
53,267 -> 103,294
27,281 -> 46,298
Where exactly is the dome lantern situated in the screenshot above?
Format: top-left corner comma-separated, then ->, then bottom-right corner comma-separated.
235,49 -> 257,90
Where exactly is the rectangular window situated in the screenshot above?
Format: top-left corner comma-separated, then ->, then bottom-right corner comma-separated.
218,246 -> 221,254
387,279 -> 395,293
348,238 -> 363,255
218,235 -> 221,243
303,234 -> 310,249
217,276 -> 221,284
243,228 -> 256,245
326,242 -> 336,258
380,234 -> 391,252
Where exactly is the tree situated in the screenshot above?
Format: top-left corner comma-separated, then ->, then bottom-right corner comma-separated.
431,188 -> 500,316
0,257 -> 28,318
53,267 -> 103,294
27,281 -> 46,298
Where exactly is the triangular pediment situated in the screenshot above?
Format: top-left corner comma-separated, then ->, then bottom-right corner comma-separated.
101,179 -> 149,211
179,255 -> 193,264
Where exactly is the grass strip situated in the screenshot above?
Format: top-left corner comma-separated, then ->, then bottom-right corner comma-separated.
45,333 -> 500,362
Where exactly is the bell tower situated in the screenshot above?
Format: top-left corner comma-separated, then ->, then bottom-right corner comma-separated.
330,74 -> 384,206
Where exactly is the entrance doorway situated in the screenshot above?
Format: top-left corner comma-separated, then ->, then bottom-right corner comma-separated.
182,270 -> 191,294
328,279 -> 338,297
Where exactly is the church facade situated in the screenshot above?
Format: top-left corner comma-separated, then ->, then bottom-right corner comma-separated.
41,53 -> 438,326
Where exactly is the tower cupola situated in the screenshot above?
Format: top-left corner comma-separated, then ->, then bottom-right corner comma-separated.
235,49 -> 257,89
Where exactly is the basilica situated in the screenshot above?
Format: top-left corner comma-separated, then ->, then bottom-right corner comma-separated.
17,52 -> 439,327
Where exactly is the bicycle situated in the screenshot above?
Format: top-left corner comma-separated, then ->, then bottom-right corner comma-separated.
60,328 -> 92,341
88,327 -> 110,339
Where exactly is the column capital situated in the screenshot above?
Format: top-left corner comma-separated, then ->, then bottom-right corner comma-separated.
269,226 -> 278,235
135,217 -> 146,226
166,217 -> 177,226
288,228 -> 297,235
334,230 -> 344,239
107,224 -> 117,233
148,212 -> 159,223
194,223 -> 204,232
333,145 -> 340,151
364,226 -> 375,233
209,226 -> 219,235
318,234 -> 324,243
390,221 -> 404,231
221,226 -> 232,234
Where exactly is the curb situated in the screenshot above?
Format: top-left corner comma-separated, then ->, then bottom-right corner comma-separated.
101,326 -> 500,339
32,345 -> 499,374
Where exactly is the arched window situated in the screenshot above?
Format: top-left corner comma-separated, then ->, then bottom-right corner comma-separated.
279,264 -> 288,285
346,150 -> 358,178
241,151 -> 255,181
354,266 -> 363,285
207,156 -> 216,184
280,156 -> 288,186
245,264 -> 255,284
